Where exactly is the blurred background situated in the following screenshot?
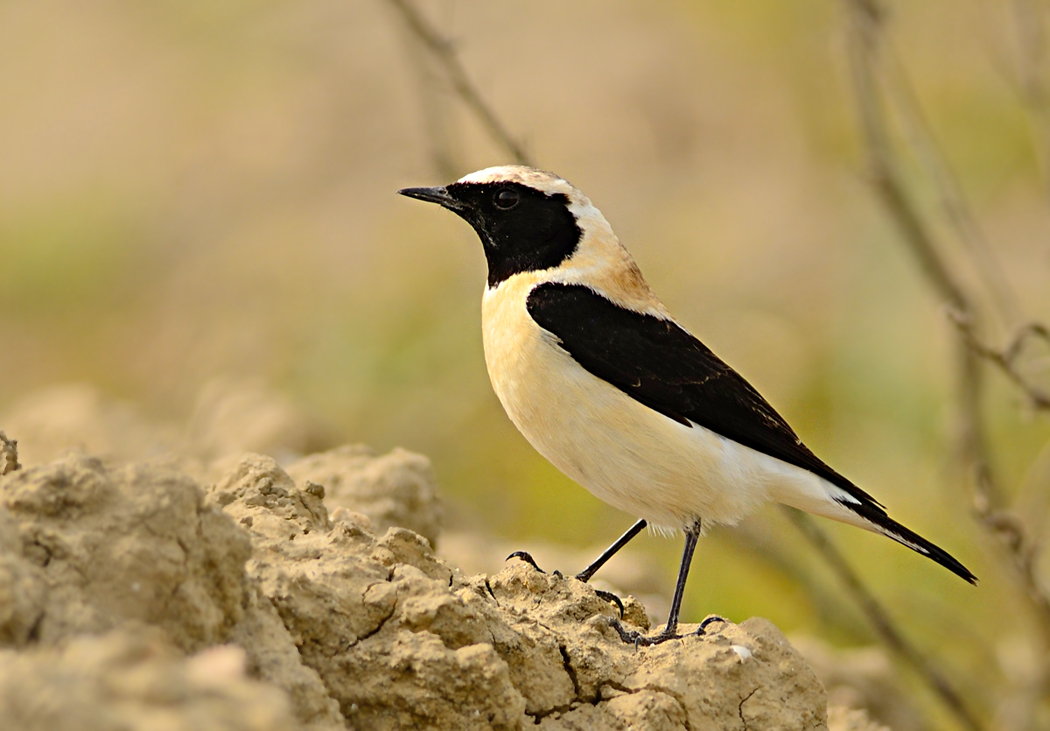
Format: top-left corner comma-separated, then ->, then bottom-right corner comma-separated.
2,0 -> 1050,728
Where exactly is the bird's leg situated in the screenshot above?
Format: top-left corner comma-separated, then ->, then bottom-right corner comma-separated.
507,518 -> 648,581
572,519 -> 648,618
575,519 -> 647,582
612,518 -> 703,646
506,519 -> 648,618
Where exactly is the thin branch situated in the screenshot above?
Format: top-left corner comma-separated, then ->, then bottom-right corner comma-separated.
387,0 -> 534,167
843,0 -> 1002,513
0,431 -> 18,476
843,0 -> 1050,723
975,472 -> 1050,634
950,310 -> 1050,411
881,44 -> 1022,326
949,310 -> 1050,635
788,510 -> 985,731
722,523 -> 873,641
399,14 -> 462,180
949,309 -> 1050,631
841,1 -> 1050,597
844,0 -> 970,314
1011,0 -> 1050,107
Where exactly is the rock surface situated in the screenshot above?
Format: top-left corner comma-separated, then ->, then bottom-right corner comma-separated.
214,455 -> 828,730
792,636 -> 916,731
826,706 -> 891,731
0,382 -> 848,731
286,444 -> 442,547
0,419 -> 837,729
0,454 -> 251,652
0,629 -> 299,731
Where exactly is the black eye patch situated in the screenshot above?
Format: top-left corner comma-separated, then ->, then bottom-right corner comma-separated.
440,181 -> 582,286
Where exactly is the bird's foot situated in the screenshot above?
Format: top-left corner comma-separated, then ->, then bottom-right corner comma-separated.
695,615 -> 728,634
593,589 -> 625,618
609,615 -> 727,647
507,552 -> 625,617
506,550 -> 542,572
506,550 -> 555,575
506,550 -> 565,577
610,618 -> 678,647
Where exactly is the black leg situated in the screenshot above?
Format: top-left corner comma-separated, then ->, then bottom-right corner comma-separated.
612,518 -> 702,646
575,519 -> 647,582
660,519 -> 701,637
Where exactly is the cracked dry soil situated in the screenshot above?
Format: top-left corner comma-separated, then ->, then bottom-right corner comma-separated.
0,448 -> 829,730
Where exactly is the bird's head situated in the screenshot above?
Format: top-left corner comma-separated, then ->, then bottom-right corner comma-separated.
399,165 -> 615,288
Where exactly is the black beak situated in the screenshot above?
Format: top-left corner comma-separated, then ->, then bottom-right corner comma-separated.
398,186 -> 464,211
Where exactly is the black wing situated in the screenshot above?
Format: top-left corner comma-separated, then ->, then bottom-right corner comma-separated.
526,282 -> 880,507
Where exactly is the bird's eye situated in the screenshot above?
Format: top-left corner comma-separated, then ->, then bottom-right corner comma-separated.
494,188 -> 520,210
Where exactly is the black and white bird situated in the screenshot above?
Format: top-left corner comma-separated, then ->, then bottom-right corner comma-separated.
399,165 -> 977,644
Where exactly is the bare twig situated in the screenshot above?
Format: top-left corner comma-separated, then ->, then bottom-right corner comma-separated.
881,45 -> 1022,325
843,0 -> 1050,724
950,311 -> 1050,411
843,0 -> 1000,510
399,16 -> 462,180
386,0 -> 534,168
948,312 -> 1050,631
789,510 -> 986,731
1013,0 -> 1050,110
844,0 -> 969,312
843,0 -> 1050,619
0,432 -> 19,476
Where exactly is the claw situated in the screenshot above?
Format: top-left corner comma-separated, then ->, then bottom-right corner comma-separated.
593,589 -> 625,618
608,617 -> 682,646
696,615 -> 728,635
506,550 -> 545,573
608,615 -> 724,646
506,553 -> 627,622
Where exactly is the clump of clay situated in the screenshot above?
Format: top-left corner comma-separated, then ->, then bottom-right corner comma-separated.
213,453 -> 828,730
0,443 -> 834,731
0,453 -> 342,729
0,629 -> 299,731
0,454 -> 251,651
828,706 -> 892,731
286,444 -> 442,547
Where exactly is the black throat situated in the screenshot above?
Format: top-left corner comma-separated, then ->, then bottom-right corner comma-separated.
445,182 -> 582,287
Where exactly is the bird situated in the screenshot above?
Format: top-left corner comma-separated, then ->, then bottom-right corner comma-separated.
399,165 -> 977,645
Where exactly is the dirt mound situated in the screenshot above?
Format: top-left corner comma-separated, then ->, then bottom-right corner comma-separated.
0,629 -> 299,731
0,385 -> 849,729
285,444 -> 442,547
0,441 -> 832,730
0,454 -> 250,651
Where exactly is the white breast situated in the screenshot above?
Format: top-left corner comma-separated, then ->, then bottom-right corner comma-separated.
480,275 -> 838,533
